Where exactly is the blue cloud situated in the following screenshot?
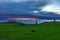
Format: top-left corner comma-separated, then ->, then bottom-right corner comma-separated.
0,0 -> 49,14
0,0 -> 60,20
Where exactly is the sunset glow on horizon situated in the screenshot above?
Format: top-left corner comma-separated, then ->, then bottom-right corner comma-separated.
8,18 -> 38,21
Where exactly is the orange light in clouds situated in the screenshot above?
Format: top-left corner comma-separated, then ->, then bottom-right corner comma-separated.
8,18 -> 38,20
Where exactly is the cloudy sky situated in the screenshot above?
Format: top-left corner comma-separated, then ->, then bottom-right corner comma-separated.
0,0 -> 60,20
42,0 -> 60,14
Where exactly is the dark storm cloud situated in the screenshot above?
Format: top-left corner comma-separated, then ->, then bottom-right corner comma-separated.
0,0 -> 60,19
0,0 -> 50,14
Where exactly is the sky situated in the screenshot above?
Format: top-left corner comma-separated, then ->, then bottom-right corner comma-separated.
0,0 -> 60,20
42,0 -> 60,14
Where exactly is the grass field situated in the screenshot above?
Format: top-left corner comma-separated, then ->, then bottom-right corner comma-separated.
0,22 -> 60,40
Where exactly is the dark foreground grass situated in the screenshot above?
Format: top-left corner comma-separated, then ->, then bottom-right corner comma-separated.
0,22 -> 60,40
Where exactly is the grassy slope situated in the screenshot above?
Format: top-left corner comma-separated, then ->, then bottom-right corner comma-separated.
0,22 -> 60,40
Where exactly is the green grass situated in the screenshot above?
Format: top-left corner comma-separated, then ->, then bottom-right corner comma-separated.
0,22 -> 60,40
